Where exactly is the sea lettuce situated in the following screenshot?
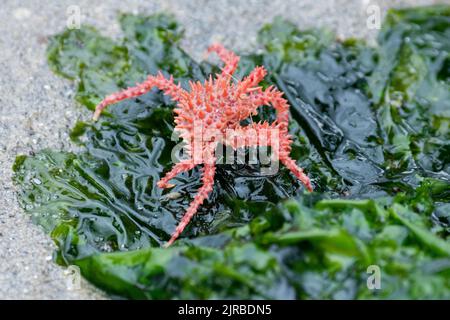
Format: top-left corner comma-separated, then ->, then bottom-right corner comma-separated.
13,6 -> 450,299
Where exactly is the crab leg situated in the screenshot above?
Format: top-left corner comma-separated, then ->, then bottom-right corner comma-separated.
206,43 -> 240,79
229,121 -> 313,192
262,89 -> 312,191
233,85 -> 291,130
279,156 -> 313,192
165,162 -> 216,247
157,159 -> 197,189
93,72 -> 187,121
236,66 -> 267,96
261,87 -> 291,130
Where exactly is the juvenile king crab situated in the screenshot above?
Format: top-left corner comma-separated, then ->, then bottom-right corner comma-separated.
93,44 -> 313,247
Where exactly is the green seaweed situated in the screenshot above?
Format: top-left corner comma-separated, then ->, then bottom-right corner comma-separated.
13,6 -> 450,299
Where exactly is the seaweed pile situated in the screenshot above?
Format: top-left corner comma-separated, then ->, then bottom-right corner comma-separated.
13,6 -> 450,298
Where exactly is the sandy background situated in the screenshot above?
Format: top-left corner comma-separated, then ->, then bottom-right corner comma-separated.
0,0 -> 447,299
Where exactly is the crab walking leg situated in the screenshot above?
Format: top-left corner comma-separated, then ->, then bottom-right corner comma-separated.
206,43 -> 240,79
228,122 -> 313,192
246,88 -> 314,190
165,163 -> 216,247
236,66 -> 268,96
280,156 -> 313,192
157,159 -> 197,189
246,86 -> 291,130
93,72 -> 187,121
268,92 -> 313,191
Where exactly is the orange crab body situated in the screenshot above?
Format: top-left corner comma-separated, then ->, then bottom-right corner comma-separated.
93,44 -> 312,247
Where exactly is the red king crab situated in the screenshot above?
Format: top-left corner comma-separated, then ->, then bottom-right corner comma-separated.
93,43 -> 313,247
